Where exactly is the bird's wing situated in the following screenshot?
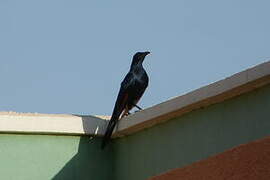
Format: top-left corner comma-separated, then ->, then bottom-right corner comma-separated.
101,72 -> 134,149
114,72 -> 134,115
121,71 -> 135,90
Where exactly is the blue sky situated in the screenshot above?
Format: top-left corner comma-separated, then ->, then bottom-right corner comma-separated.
1,1 -> 270,115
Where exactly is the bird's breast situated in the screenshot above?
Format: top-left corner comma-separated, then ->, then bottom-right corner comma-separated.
133,71 -> 147,83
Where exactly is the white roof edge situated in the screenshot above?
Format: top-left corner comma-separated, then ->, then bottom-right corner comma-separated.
113,60 -> 270,137
1,61 -> 270,137
0,112 -> 109,136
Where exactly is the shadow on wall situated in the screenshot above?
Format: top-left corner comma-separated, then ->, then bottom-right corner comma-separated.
52,116 -> 112,180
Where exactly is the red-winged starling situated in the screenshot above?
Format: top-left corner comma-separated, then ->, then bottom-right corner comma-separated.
101,51 -> 150,149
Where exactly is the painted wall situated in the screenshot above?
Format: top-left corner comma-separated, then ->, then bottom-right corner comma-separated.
112,84 -> 270,180
0,135 -> 112,180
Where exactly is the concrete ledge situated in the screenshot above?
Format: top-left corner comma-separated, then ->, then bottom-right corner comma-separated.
0,112 -> 109,136
114,60 -> 270,137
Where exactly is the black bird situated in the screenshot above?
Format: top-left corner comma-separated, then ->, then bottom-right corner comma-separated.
101,51 -> 150,149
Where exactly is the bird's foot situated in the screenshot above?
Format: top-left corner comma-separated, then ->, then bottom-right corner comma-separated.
120,111 -> 131,119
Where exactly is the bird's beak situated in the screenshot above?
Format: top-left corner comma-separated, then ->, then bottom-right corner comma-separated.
145,51 -> 150,56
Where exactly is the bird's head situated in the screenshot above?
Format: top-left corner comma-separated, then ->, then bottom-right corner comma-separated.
131,51 -> 150,66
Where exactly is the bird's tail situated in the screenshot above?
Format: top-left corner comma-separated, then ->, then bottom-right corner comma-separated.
102,89 -> 127,149
101,118 -> 117,149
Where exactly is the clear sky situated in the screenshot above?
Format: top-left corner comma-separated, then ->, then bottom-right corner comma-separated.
1,1 -> 270,115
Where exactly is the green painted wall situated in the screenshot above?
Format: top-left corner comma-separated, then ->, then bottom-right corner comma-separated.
0,84 -> 269,180
112,84 -> 270,180
0,135 -> 112,180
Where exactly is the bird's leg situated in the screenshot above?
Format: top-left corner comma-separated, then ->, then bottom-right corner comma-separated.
132,103 -> 143,111
120,113 -> 125,119
121,112 -> 130,118
120,108 -> 130,119
133,103 -> 142,113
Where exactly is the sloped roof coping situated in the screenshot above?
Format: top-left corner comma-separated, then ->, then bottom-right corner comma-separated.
113,60 -> 270,137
